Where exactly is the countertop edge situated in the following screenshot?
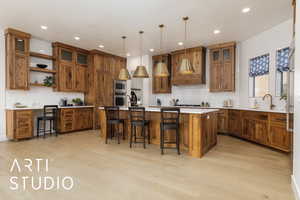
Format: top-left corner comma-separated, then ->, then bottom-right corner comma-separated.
6,106 -> 95,110
98,106 -> 287,114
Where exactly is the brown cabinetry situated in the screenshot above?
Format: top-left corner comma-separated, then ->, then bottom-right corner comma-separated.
53,42 -> 89,93
201,112 -> 217,154
171,47 -> 206,85
217,109 -> 228,133
6,110 -> 33,140
5,28 -> 31,90
209,42 -> 235,92
220,109 -> 292,152
74,108 -> 93,130
59,108 -> 93,133
152,54 -> 172,93
269,113 -> 291,152
228,110 -> 241,137
85,50 -> 127,129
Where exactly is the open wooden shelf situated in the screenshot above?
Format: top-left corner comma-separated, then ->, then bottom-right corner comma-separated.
30,83 -> 56,88
29,67 -> 56,73
30,52 -> 54,60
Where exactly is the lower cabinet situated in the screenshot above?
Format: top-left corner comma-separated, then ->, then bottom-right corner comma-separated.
201,112 -> 217,154
269,113 -> 292,152
228,110 -> 241,137
217,109 -> 228,133
59,108 -> 93,133
219,109 -> 292,152
6,110 -> 33,140
74,108 -> 93,130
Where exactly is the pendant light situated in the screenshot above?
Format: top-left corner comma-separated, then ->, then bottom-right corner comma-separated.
118,36 -> 131,80
133,31 -> 149,78
179,16 -> 194,75
154,24 -> 169,77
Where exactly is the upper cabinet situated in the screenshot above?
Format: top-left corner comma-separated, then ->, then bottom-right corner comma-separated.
52,42 -> 89,93
171,47 -> 206,85
209,42 -> 236,92
5,28 -> 31,90
152,54 -> 172,93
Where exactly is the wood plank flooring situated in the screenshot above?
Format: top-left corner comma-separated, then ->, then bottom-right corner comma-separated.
0,131 -> 294,200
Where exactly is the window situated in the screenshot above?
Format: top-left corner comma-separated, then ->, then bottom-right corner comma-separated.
275,47 -> 290,97
248,54 -> 270,97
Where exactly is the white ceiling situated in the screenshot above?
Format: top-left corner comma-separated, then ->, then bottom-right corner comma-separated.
0,0 -> 292,57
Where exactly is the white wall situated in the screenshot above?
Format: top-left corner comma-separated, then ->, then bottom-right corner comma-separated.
0,31 -> 84,141
0,27 -> 6,141
292,1 -> 300,199
239,19 -> 293,110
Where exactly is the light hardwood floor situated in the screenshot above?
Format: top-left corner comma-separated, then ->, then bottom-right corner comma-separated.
0,131 -> 294,200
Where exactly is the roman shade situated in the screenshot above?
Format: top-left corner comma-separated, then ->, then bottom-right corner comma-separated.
276,47 -> 290,72
249,54 -> 270,77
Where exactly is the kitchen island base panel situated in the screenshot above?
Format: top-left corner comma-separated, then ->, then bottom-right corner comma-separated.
99,109 -> 218,158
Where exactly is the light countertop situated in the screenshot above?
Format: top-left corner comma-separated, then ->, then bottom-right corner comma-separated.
98,106 -> 219,114
6,105 -> 95,111
148,105 -> 287,114
99,106 -> 287,114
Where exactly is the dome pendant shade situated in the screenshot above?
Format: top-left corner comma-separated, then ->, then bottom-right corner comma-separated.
154,62 -> 169,77
133,65 -> 149,78
179,58 -> 194,75
118,68 -> 131,80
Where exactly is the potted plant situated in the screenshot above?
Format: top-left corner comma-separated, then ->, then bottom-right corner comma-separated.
72,98 -> 83,106
43,76 -> 54,87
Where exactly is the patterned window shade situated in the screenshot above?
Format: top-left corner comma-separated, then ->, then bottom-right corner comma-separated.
276,47 -> 290,72
249,54 -> 270,77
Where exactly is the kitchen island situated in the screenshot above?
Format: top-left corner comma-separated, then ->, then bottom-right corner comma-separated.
98,107 -> 219,158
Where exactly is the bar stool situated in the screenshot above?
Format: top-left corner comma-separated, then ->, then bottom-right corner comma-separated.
105,106 -> 125,144
37,105 -> 59,138
129,107 -> 150,148
160,108 -> 180,155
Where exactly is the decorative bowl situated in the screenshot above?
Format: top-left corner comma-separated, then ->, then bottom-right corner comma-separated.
37,64 -> 48,69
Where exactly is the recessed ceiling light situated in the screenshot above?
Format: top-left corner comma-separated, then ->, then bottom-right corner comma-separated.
214,30 -> 221,34
98,45 -> 104,48
40,25 -> 48,30
74,36 -> 80,41
178,42 -> 184,46
149,48 -> 154,52
242,7 -> 251,13
126,53 -> 131,57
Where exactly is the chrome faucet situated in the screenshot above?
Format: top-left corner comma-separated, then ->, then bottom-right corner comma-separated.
263,94 -> 275,110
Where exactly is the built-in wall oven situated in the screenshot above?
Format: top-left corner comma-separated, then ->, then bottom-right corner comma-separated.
114,80 -> 127,106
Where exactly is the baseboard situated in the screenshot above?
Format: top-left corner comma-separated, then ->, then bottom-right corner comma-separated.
292,175 -> 300,200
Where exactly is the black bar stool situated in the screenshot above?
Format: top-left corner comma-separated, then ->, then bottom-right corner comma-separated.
129,107 -> 150,148
37,105 -> 59,138
105,106 -> 125,144
160,107 -> 180,155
